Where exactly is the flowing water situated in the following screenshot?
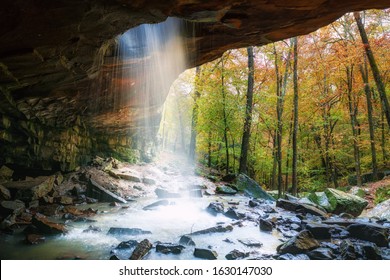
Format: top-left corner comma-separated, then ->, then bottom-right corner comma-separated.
0,152 -> 282,260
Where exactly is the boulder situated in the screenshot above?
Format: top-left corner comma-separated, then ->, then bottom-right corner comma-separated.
116,240 -> 139,249
179,235 -> 196,246
206,202 -> 224,216
307,192 -> 332,212
277,230 -> 320,254
325,188 -> 368,217
87,178 -> 127,203
216,185 -> 237,195
108,227 -> 152,236
347,223 -> 389,247
224,208 -> 245,220
307,248 -> 335,260
259,218 -> 273,232
194,248 -> 218,260
305,223 -> 332,239
225,249 -> 250,260
238,239 -> 263,247
189,224 -> 233,236
4,176 -> 56,201
0,185 -> 11,200
276,199 -> 327,218
108,170 -> 141,182
235,174 -> 275,200
366,199 -> 390,221
32,213 -> 67,234
129,239 -> 152,260
156,243 -> 185,254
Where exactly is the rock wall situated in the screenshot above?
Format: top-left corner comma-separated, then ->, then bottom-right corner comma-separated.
1,0 -> 390,171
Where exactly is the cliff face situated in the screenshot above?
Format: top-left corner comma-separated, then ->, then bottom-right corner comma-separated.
1,0 -> 389,171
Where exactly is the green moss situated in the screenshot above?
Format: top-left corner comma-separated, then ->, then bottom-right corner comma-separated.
374,186 -> 390,204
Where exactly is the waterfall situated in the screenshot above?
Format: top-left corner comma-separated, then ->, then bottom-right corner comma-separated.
116,18 -> 188,160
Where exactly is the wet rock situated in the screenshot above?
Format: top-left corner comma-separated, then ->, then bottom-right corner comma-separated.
249,199 -> 260,207
189,224 -> 233,236
0,214 -> 16,230
116,240 -> 139,249
32,213 -> 67,234
0,185 -> 11,200
238,239 -> 263,247
259,218 -> 273,232
179,235 -> 196,246
359,241 -> 382,260
25,234 -> 45,245
110,255 -> 120,260
194,248 -> 218,260
329,227 -> 350,239
305,223 -> 332,239
276,199 -> 327,218
155,188 -> 181,198
87,178 -> 127,203
83,225 -> 102,233
143,200 -> 169,210
216,185 -> 237,195
108,227 -> 152,236
206,202 -> 224,216
156,243 -> 185,254
0,200 -> 25,215
277,230 -> 320,254
347,223 -> 389,247
277,253 -> 310,260
381,248 -> 390,260
325,188 -> 368,217
37,204 -> 63,216
235,174 -> 275,200
129,239 -> 152,260
340,240 -> 358,259
290,224 -> 301,231
307,248 -> 335,260
366,199 -> 390,221
142,177 -> 156,185
224,208 -> 245,220
225,249 -> 250,260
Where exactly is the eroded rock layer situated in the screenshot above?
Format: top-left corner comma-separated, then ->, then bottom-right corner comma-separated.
1,0 -> 390,170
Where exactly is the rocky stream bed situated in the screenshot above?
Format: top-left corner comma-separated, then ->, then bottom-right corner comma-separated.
0,153 -> 389,260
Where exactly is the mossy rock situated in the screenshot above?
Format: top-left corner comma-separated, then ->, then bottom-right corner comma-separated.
325,188 -> 368,217
307,192 -> 332,212
236,174 -> 275,201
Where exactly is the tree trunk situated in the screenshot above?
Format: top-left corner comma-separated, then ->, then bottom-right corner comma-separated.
274,42 -> 293,197
221,57 -> 230,175
239,46 -> 255,174
346,65 -> 362,187
189,66 -> 201,161
354,12 -> 390,128
359,62 -> 378,181
291,37 -> 299,196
